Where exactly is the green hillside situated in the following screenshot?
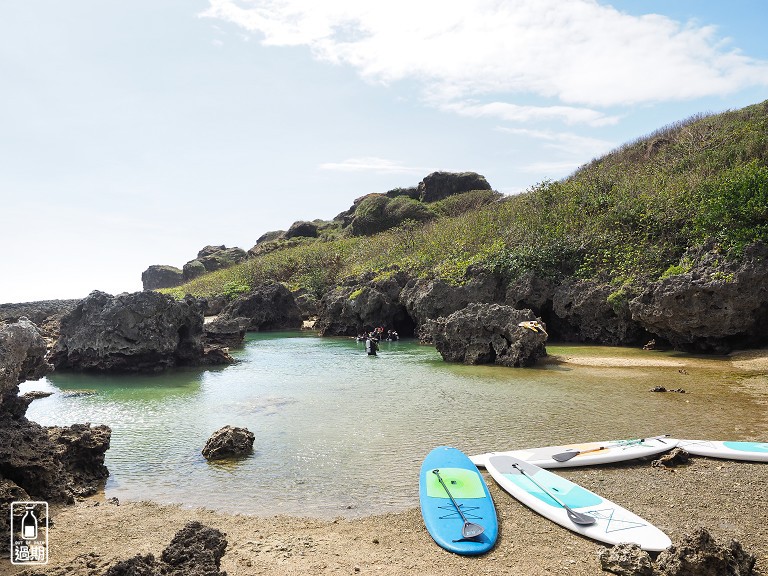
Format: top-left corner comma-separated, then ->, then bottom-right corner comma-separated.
164,100 -> 768,301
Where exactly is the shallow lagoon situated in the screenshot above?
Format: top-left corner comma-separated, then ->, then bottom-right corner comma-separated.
22,332 -> 768,517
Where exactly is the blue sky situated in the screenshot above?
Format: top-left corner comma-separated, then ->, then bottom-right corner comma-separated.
2,1 -> 767,303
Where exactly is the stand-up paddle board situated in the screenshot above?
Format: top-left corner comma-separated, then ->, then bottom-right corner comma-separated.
471,435 -> 676,468
419,446 -> 498,555
486,454 -> 671,552
674,439 -> 768,462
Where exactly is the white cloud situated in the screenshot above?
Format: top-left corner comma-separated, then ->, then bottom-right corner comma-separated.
442,100 -> 619,127
496,126 -> 615,156
202,0 -> 768,114
319,157 -> 425,175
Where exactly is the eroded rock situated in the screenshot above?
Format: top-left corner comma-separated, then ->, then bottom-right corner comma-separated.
598,543 -> 653,576
428,303 -> 547,367
655,528 -> 755,576
105,521 -> 228,576
51,291 -> 232,372
219,283 -> 302,332
202,425 -> 255,460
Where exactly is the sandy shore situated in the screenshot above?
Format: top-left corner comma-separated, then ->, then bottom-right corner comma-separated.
8,456 -> 767,576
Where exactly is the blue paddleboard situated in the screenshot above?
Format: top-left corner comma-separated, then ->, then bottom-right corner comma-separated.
419,446 -> 498,555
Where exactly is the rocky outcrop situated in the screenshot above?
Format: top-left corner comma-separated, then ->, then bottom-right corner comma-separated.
347,194 -> 435,236
219,283 -> 302,331
202,426 -> 255,460
315,272 -> 415,336
182,245 -> 248,282
551,280 -> 645,345
0,319 -> 112,544
402,273 -> 505,340
0,299 -> 80,349
204,316 -> 247,348
284,220 -> 318,239
50,290 -> 233,372
417,171 -> 492,203
654,528 -> 755,576
255,230 -> 285,244
105,521 -> 227,576
141,265 -> 184,290
428,303 -> 547,367
630,243 -> 768,353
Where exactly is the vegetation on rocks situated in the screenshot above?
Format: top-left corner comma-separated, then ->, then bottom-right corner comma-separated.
164,100 -> 768,303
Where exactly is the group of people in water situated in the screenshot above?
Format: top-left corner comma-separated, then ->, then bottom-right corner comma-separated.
355,326 -> 400,355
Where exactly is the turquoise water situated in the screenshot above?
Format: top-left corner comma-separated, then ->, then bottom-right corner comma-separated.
21,332 -> 767,517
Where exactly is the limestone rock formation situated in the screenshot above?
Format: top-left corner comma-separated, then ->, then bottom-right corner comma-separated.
254,230 -> 285,244
428,303 -> 547,367
0,299 -> 80,349
598,543 -> 653,576
0,319 -> 112,543
182,245 -> 248,282
202,426 -> 255,460
141,265 -> 184,290
284,220 -> 318,239
630,242 -> 768,353
219,282 -> 302,331
654,527 -> 755,576
51,290 -> 232,372
204,316 -> 248,348
105,521 -> 228,576
347,194 -> 435,236
417,171 -> 492,203
315,272 -> 415,336
551,280 -> 645,345
401,273 -> 505,340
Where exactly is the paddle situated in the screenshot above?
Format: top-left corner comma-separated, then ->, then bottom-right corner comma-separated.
510,463 -> 596,525
432,469 -> 485,539
551,434 -> 671,463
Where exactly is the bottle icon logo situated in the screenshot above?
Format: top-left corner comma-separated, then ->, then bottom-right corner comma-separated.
21,504 -> 38,540
10,501 -> 48,565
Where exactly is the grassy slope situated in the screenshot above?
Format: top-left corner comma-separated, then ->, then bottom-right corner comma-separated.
164,100 -> 768,301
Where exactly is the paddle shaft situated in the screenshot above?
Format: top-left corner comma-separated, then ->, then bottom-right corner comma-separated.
511,463 -> 595,525
432,469 -> 471,524
552,434 -> 671,462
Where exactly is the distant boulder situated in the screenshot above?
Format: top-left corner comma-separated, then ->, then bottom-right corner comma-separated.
141,265 -> 184,290
182,245 -> 248,282
284,220 -> 319,239
255,230 -> 285,244
428,303 -> 547,367
348,194 -> 434,236
417,171 -> 492,203
182,259 -> 208,282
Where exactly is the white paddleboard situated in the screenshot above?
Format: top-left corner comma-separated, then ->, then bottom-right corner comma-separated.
471,435 -> 676,468
674,439 -> 768,462
486,454 -> 672,552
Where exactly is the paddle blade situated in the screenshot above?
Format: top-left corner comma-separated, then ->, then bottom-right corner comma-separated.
551,445 -> 606,462
462,522 -> 485,539
551,451 -> 579,462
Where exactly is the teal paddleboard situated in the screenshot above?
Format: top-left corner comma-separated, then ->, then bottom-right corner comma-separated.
419,446 -> 498,555
675,439 -> 768,462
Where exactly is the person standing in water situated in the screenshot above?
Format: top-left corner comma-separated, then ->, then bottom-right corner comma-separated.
365,335 -> 378,356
